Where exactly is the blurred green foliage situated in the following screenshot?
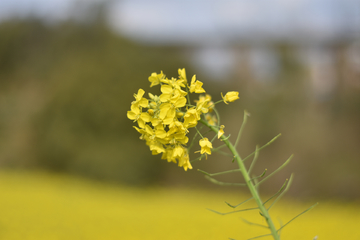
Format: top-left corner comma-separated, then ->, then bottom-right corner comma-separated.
0,17 -> 194,185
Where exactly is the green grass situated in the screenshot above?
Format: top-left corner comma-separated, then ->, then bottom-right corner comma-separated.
0,170 -> 359,240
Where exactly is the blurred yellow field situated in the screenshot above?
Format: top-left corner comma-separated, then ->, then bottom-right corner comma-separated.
0,170 -> 359,240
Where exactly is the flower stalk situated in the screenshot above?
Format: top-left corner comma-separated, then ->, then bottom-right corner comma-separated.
200,118 -> 280,240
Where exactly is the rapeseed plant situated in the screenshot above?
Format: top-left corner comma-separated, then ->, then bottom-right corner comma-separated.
127,69 -> 316,240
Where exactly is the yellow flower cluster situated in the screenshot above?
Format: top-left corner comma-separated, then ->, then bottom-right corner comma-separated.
127,68 -> 239,171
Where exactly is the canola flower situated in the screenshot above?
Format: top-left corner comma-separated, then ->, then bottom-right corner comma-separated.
221,91 -> 239,104
127,68 -> 238,171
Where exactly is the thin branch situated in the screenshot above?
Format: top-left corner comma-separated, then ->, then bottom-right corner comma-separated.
256,154 -> 293,186
208,122 -> 221,142
187,125 -> 204,151
267,174 -> 293,211
198,168 -> 240,177
212,143 -> 228,152
242,134 -> 282,163
263,178 -> 289,205
213,107 -> 221,126
213,149 -> 233,157
248,145 -> 260,175
241,218 -> 269,229
207,207 -> 259,215
190,154 -> 206,163
250,169 -> 267,182
276,203 -> 319,232
220,134 -> 231,141
205,175 -> 246,186
234,110 -> 250,148
225,197 -> 253,208
195,126 -> 205,139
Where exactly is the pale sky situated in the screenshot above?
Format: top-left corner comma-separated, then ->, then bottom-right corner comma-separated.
0,0 -> 359,44
108,0 -> 360,44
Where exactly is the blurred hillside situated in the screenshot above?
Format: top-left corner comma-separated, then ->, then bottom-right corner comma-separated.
0,14 -> 359,200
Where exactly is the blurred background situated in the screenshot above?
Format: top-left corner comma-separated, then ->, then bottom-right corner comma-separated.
0,0 -> 359,200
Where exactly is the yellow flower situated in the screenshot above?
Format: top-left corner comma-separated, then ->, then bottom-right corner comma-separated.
183,108 -> 200,128
189,75 -> 205,93
218,125 -> 225,139
127,104 -> 140,121
168,120 -> 187,134
133,126 -> 147,140
221,91 -> 239,104
199,138 -> 212,156
159,102 -> 175,120
196,94 -> 212,114
178,68 -> 187,81
159,85 -> 187,106
143,124 -> 167,142
158,95 -> 187,123
161,77 -> 186,90
172,145 -> 185,158
138,112 -> 151,128
178,151 -> 192,171
168,131 -> 188,145
159,84 -> 173,102
148,71 -> 164,87
127,104 -> 151,128
161,148 -> 176,163
149,141 -> 166,155
132,89 -> 148,108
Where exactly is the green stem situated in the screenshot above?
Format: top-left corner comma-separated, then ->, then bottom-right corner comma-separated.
199,119 -> 280,240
